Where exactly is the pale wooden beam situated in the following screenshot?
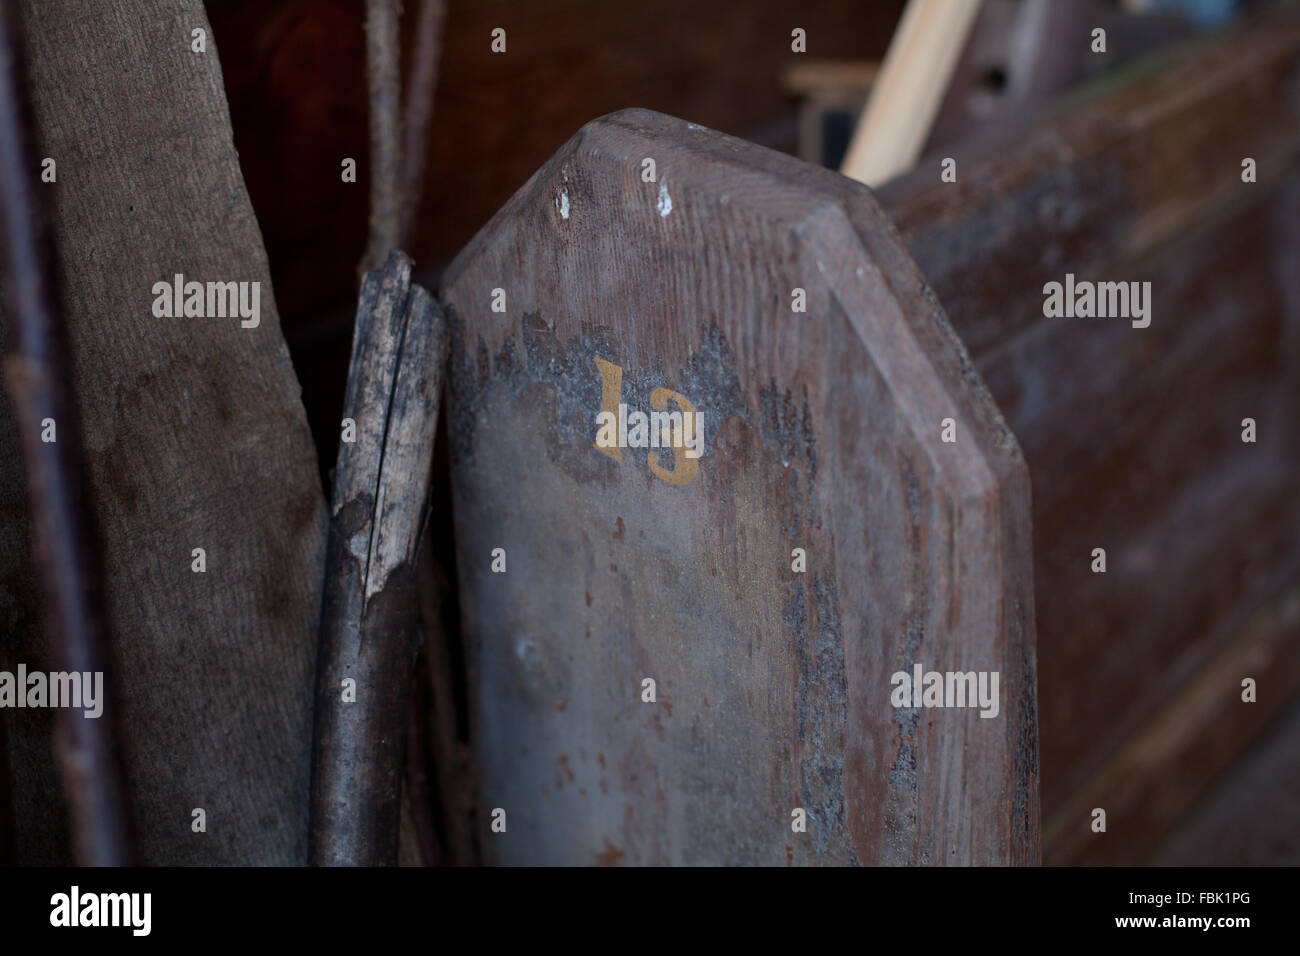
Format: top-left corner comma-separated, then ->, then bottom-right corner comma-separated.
840,0 -> 982,187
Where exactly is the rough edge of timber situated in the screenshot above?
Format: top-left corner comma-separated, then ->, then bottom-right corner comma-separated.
311,252 -> 448,866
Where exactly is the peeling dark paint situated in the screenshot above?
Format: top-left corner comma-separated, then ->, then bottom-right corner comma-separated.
788,573 -> 853,863
885,459 -> 927,864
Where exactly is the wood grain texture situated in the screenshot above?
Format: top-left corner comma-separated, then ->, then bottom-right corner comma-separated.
987,185 -> 1300,824
205,0 -> 909,489
311,253 -> 447,865
879,10 -> 1300,851
441,108 -> 1037,865
0,0 -> 327,864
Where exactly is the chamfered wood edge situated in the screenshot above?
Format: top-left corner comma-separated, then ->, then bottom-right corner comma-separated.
444,107 -> 1030,489
439,107 -> 1039,863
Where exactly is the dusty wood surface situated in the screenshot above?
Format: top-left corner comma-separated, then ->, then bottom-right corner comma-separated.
879,10 -> 1300,856
310,252 -> 447,866
441,108 -> 1038,865
0,0 -> 327,864
983,184 -> 1300,829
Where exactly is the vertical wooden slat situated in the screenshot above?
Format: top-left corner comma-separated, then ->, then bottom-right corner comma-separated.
441,108 -> 1037,865
311,253 -> 448,866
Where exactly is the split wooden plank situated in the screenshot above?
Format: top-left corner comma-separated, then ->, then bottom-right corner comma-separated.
310,251 -> 447,866
441,108 -> 1037,865
0,0 -> 328,864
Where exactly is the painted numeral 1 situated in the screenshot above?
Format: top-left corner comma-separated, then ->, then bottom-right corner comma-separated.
593,357 -> 700,486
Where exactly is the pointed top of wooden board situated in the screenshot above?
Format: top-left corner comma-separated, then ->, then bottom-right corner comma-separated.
441,108 -> 1037,865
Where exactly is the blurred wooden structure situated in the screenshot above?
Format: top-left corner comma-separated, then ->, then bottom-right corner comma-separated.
879,9 -> 1300,863
783,60 -> 878,167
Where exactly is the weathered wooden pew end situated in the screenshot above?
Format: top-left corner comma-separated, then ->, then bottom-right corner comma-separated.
441,109 -> 1038,865
440,9 -> 1300,866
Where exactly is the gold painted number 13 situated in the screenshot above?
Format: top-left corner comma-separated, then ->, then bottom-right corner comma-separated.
593,357 -> 699,486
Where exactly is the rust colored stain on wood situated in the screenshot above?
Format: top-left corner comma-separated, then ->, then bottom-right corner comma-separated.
595,839 -> 627,867
442,109 -> 1037,865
